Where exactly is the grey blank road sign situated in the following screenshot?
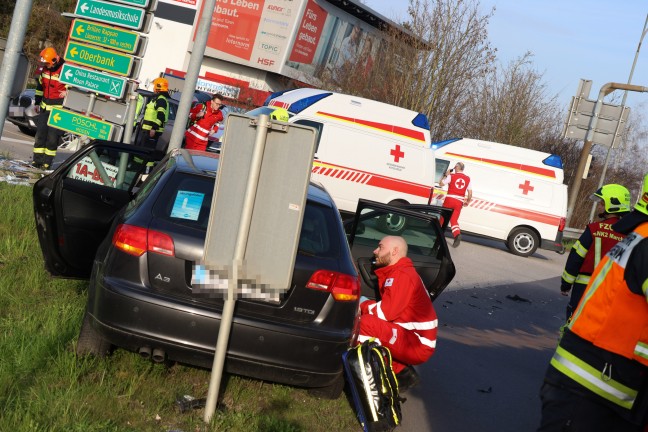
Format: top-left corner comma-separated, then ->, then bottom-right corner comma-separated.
203,114 -> 317,296
562,96 -> 630,147
64,87 -> 130,125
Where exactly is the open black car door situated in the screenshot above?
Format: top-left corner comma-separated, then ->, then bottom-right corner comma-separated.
345,199 -> 456,302
33,141 -> 161,278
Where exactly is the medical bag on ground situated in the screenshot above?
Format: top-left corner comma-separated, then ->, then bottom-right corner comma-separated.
342,339 -> 403,431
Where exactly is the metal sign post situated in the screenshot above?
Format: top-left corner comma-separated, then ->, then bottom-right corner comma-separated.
198,113 -> 317,422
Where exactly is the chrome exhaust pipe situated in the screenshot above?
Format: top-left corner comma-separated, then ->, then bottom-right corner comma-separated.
138,346 -> 152,359
152,348 -> 166,363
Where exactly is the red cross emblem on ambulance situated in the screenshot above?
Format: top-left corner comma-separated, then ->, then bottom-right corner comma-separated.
390,145 -> 404,163
519,180 -> 535,195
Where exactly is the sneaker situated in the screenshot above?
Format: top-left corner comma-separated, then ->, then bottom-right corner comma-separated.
452,234 -> 462,248
396,365 -> 420,393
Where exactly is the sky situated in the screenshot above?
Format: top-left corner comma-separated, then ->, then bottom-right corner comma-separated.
363,0 -> 648,114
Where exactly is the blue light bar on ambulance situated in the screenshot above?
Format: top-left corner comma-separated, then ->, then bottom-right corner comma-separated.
263,89 -> 292,107
543,154 -> 563,169
288,92 -> 333,114
430,138 -> 461,149
412,113 -> 431,131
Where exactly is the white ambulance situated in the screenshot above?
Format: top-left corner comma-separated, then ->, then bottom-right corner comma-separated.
247,88 -> 436,216
431,137 -> 567,257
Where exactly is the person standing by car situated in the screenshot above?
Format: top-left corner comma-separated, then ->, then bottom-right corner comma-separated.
136,77 -> 170,151
357,235 -> 438,392
560,184 -> 631,321
184,94 -> 224,151
537,172 -> 648,431
32,47 -> 66,170
439,162 -> 472,247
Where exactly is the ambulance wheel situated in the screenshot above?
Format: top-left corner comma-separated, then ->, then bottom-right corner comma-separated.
76,312 -> 112,357
506,228 -> 539,257
307,373 -> 345,399
377,201 -> 409,235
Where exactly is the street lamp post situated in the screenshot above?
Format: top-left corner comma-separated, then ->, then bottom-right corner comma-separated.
587,14 -> 648,222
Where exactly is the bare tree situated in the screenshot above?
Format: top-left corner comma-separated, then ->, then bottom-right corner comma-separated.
324,0 -> 496,140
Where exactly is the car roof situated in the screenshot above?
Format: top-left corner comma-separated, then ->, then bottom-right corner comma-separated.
171,150 -> 335,207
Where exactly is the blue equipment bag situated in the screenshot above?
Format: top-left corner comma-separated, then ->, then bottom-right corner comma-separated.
342,340 -> 403,431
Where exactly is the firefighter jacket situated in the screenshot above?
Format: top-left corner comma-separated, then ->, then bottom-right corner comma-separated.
35,59 -> 66,110
546,213 -> 648,418
444,172 -> 471,203
561,216 -> 625,290
184,103 -> 223,151
142,93 -> 169,133
360,257 -> 438,351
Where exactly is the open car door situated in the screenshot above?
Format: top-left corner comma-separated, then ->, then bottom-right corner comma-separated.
346,199 -> 456,302
33,140 -> 161,278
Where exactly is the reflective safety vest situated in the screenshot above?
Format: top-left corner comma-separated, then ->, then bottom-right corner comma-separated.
133,94 -> 144,127
142,94 -> 169,133
550,222 -> 648,410
561,216 -> 624,286
445,172 -> 471,203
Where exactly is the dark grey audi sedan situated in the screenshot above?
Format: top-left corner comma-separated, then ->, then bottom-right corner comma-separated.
33,141 -> 455,399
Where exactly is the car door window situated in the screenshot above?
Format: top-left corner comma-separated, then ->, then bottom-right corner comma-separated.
64,147 -> 144,191
347,199 -> 455,301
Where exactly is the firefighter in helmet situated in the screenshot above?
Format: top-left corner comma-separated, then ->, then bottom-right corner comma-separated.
32,47 -> 66,170
136,77 -> 170,150
560,184 -> 631,320
538,173 -> 648,430
270,107 -> 289,122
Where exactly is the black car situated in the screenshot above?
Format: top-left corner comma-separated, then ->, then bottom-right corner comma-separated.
33,141 -> 455,398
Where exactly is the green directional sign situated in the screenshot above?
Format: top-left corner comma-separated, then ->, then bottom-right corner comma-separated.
64,41 -> 134,76
74,0 -> 146,31
111,0 -> 150,7
60,64 -> 128,99
48,107 -> 114,140
70,19 -> 140,54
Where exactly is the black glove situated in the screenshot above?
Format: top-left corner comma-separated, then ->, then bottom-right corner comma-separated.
560,282 -> 571,295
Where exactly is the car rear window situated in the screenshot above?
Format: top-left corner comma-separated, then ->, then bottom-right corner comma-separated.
153,173 -> 341,259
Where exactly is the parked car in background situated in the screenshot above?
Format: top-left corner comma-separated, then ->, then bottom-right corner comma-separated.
7,88 -> 37,135
32,141 -> 456,399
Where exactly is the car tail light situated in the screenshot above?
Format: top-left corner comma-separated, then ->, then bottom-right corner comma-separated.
558,217 -> 566,232
306,270 -> 360,302
112,224 -> 175,257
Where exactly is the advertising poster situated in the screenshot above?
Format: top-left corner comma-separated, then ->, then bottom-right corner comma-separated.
288,0 -> 327,64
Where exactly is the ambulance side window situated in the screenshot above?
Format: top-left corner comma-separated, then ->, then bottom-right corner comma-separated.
435,159 -> 451,183
294,120 -> 324,153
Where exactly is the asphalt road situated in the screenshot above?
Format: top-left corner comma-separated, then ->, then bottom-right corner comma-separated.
2,122 -> 568,431
398,234 -> 568,432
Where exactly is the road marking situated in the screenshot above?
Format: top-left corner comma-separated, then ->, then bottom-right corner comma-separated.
1,137 -> 35,145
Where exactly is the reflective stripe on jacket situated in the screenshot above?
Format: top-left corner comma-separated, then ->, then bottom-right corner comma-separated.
569,222 -> 648,366
561,216 -> 624,286
142,94 -> 169,132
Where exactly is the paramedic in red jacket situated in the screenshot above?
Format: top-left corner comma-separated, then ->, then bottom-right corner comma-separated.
184,94 -> 224,151
439,162 -> 472,248
358,235 -> 438,391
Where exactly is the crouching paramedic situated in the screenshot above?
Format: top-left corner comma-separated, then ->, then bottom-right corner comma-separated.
358,235 -> 438,391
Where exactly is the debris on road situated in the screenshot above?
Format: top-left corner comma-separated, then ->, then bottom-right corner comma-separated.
0,158 -> 48,186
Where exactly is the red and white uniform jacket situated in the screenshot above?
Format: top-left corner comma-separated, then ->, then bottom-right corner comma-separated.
184,104 -> 223,151
360,257 -> 438,351
444,172 -> 471,203
35,60 -> 66,110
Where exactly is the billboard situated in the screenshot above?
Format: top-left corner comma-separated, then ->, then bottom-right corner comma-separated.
194,0 -> 382,86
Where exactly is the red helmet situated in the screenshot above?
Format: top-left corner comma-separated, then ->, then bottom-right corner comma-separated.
40,47 -> 59,68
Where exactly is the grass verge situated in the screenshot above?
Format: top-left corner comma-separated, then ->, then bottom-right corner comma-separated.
0,183 -> 359,432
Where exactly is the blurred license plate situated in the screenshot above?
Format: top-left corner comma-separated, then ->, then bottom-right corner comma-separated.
9,106 -> 23,116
